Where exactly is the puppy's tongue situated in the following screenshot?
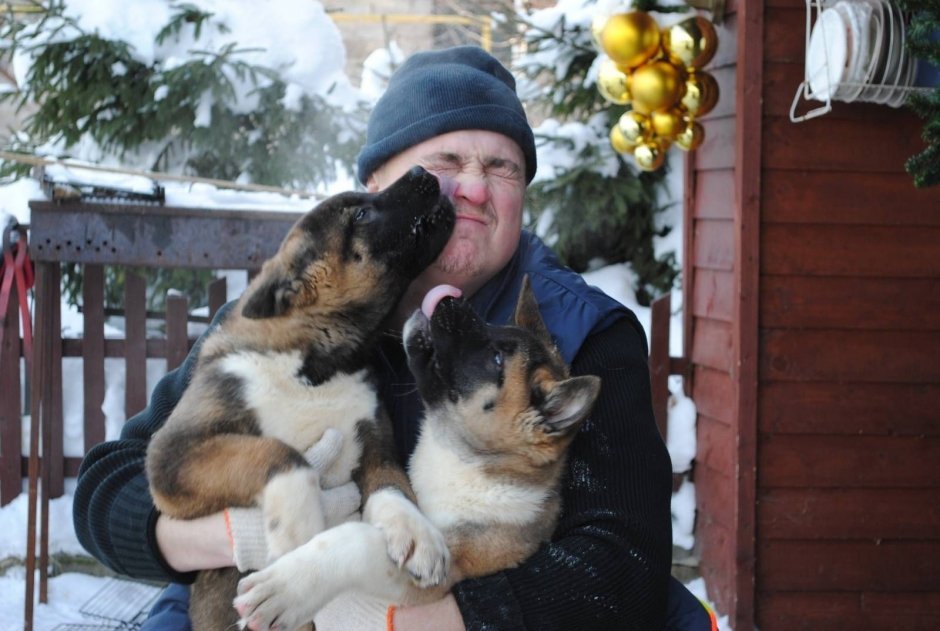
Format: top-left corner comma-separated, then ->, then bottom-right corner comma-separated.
422,284 -> 462,318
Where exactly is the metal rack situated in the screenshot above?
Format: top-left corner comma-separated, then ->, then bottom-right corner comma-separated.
790,0 -> 933,122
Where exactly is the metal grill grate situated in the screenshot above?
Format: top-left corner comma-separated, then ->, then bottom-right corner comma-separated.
52,578 -> 163,630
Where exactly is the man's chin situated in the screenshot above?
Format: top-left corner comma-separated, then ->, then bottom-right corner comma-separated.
434,244 -> 483,278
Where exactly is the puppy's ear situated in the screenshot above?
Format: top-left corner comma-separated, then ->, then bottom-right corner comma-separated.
241,274 -> 300,319
541,375 -> 601,435
513,275 -> 552,346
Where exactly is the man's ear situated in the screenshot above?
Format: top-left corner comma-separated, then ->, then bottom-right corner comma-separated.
541,375 -> 601,435
366,174 -> 380,193
513,275 -> 552,346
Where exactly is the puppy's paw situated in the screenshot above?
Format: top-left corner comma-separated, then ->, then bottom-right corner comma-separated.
261,468 -> 325,560
235,549 -> 318,631
363,489 -> 450,588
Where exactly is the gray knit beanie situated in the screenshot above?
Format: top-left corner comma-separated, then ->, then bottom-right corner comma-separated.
356,46 -> 537,185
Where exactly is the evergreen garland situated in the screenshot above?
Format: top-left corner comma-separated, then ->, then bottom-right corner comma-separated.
898,0 -> 940,188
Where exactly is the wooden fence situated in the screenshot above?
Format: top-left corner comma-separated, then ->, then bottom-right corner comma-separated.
2,198 -> 687,626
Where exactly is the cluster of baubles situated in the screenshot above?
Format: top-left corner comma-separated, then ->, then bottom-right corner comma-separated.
593,11 -> 719,171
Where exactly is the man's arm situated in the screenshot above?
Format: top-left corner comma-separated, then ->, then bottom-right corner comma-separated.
451,317 -> 674,630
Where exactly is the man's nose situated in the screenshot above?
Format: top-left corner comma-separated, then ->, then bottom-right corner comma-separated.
453,172 -> 490,207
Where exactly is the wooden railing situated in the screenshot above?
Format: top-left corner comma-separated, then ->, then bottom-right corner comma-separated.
9,200 -> 304,628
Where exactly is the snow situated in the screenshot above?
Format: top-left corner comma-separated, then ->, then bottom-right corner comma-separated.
30,0 -> 356,112
0,0 -> 721,627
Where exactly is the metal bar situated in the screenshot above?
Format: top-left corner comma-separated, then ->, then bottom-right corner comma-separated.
28,202 -> 301,269
1,151 -> 320,199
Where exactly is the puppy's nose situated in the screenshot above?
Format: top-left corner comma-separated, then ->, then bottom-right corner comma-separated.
408,165 -> 430,180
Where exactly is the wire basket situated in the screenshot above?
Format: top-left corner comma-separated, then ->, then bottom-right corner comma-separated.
790,0 -> 934,122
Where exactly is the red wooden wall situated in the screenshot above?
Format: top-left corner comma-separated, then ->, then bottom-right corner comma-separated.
687,1 -> 940,629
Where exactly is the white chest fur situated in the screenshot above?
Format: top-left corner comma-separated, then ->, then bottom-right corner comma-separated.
408,420 -> 549,530
218,350 -> 377,487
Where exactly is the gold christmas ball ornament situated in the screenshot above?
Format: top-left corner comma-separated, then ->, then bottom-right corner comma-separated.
662,17 -> 718,70
617,110 -> 651,145
650,108 -> 685,139
600,11 -> 662,69
596,57 -> 632,105
680,71 -> 719,117
633,141 -> 667,171
609,124 -> 637,154
630,60 -> 685,114
675,120 -> 706,151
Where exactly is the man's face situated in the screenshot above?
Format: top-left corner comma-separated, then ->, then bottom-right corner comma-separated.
368,130 -> 526,295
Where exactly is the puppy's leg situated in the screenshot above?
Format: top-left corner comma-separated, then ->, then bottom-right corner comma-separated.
235,522 -> 430,631
354,412 -> 449,587
190,568 -> 241,631
262,468 -> 325,560
148,432 -> 309,518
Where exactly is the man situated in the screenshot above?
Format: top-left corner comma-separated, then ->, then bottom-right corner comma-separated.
74,46 -> 708,629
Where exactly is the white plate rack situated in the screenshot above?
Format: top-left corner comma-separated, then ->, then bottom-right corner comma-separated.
790,0 -> 934,122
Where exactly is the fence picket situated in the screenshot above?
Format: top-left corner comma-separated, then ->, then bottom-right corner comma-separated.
82,265 -> 106,452
47,263 -> 64,499
208,277 -> 227,320
124,272 -> 147,417
166,294 -> 189,371
0,279 -> 21,506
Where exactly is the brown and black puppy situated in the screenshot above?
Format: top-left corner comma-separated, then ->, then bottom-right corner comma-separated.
146,166 -> 454,631
233,277 -> 601,630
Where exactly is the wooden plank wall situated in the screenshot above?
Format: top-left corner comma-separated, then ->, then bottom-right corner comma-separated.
755,2 -> 940,629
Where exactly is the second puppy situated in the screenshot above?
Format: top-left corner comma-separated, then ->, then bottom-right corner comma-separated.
233,277 -> 601,629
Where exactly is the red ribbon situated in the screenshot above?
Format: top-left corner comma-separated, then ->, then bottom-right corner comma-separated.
0,222 -> 34,371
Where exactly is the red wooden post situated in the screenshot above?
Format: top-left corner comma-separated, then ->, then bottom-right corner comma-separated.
124,272 -> 147,417
39,262 -> 61,601
0,277 -> 22,506
24,262 -> 51,629
208,277 -> 227,321
649,293 -> 671,441
165,293 -> 189,371
82,265 -> 106,452
47,264 -> 63,499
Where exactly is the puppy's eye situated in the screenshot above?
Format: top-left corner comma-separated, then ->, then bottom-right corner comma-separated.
493,350 -> 503,369
354,207 -> 373,223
